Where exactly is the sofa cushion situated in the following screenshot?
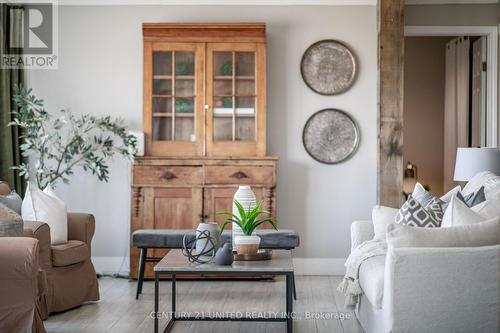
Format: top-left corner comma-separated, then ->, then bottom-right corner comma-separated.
51,240 -> 88,266
358,255 -> 385,309
387,218 -> 500,248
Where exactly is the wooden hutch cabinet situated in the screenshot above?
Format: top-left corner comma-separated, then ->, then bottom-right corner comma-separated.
131,23 -> 277,279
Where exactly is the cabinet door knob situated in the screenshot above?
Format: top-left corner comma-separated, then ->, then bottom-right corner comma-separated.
229,171 -> 249,179
161,171 -> 177,180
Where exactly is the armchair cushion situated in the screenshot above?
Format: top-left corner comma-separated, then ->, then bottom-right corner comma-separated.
51,240 -> 89,267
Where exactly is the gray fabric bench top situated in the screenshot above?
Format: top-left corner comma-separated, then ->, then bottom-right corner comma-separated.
132,229 -> 300,250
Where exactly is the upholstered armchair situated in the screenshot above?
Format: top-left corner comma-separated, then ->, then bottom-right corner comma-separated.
0,180 -> 99,318
24,214 -> 100,318
0,237 -> 47,333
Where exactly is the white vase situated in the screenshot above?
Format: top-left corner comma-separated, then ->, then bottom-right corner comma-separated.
232,185 -> 256,249
196,222 -> 220,256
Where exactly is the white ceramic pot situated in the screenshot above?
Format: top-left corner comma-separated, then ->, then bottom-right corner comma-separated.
234,235 -> 261,255
232,185 -> 256,249
196,222 -> 220,255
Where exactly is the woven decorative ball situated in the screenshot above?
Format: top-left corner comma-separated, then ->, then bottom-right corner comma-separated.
182,230 -> 216,264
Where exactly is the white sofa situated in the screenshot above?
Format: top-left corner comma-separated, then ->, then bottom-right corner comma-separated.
350,220 -> 500,333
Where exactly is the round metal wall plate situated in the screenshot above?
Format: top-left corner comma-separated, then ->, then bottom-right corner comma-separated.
302,109 -> 360,164
301,40 -> 357,95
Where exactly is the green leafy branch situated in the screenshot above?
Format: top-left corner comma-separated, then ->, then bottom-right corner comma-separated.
9,85 -> 137,189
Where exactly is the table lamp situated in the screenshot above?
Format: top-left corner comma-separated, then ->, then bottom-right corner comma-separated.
453,147 -> 500,181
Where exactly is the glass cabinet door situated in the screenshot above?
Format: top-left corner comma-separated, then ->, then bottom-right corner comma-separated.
212,51 -> 256,141
146,43 -> 204,156
207,43 -> 264,156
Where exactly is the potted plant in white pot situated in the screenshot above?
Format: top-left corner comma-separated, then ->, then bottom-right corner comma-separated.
218,201 -> 277,255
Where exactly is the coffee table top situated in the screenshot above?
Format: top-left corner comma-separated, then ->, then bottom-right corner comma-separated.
154,249 -> 294,274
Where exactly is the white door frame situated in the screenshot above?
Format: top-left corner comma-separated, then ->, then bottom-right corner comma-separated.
405,25 -> 498,147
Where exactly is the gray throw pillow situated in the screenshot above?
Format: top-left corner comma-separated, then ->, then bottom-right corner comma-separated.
0,190 -> 22,214
456,186 -> 486,207
0,202 -> 23,237
412,182 -> 438,207
395,196 -> 443,228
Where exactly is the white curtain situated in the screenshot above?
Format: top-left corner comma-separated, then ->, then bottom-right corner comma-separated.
444,37 -> 470,191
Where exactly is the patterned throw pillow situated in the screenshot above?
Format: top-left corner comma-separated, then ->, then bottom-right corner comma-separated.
395,196 -> 443,228
0,202 -> 23,237
456,186 -> 486,207
0,190 -> 23,214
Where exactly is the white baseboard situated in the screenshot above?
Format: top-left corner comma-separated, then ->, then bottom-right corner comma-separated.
91,256 -> 346,276
293,258 -> 346,276
92,256 -> 129,275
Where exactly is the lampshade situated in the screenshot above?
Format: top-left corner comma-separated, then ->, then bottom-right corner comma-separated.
453,147 -> 500,181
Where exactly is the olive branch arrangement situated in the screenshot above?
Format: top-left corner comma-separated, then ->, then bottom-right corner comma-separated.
9,85 -> 137,189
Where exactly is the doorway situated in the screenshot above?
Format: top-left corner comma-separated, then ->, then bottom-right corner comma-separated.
403,26 -> 498,195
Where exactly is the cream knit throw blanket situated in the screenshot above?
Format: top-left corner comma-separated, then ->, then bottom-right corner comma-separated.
337,239 -> 387,308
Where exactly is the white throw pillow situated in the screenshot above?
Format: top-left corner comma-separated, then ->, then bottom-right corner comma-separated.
471,196 -> 500,220
372,205 -> 399,240
440,185 -> 461,204
387,217 -> 499,248
442,195 -> 493,227
22,183 -> 67,245
463,171 -> 500,200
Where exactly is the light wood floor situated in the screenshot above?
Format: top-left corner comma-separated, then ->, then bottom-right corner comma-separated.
44,276 -> 364,333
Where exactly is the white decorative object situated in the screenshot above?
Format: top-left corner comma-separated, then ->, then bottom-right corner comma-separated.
129,130 -> 145,156
195,222 -> 220,255
232,185 -> 256,249
454,147 -> 500,181
22,183 -> 67,245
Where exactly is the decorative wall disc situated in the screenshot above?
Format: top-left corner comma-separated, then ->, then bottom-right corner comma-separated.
302,109 -> 359,164
301,40 -> 357,95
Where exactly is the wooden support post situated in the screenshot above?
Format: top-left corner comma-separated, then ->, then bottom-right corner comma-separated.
378,0 -> 405,207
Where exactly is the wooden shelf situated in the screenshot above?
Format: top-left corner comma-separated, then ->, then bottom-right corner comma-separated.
214,75 -> 255,80
213,113 -> 255,118
214,94 -> 256,98
153,75 -> 195,80
152,95 -> 195,99
153,113 -> 195,117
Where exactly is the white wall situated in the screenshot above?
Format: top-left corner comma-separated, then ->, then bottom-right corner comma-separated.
27,5 -> 378,275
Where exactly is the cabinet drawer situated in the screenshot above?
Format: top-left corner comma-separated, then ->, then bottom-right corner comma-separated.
134,166 -> 202,185
205,165 -> 274,185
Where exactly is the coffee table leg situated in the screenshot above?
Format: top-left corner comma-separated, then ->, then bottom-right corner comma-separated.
171,274 -> 176,318
154,273 -> 159,333
286,273 -> 293,333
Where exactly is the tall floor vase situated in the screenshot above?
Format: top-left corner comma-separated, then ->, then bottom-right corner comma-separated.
232,185 -> 256,249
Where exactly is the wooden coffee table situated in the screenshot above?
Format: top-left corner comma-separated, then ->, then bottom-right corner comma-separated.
153,249 -> 295,333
